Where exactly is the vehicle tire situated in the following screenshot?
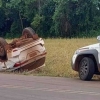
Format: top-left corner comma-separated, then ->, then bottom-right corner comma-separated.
79,57 -> 95,81
22,27 -> 38,40
0,38 -> 8,60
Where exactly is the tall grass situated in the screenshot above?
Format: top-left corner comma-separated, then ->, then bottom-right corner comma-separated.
31,38 -> 98,77
6,38 -> 98,77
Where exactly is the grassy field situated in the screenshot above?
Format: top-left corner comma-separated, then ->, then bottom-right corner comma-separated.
5,38 -> 98,78
29,38 -> 97,78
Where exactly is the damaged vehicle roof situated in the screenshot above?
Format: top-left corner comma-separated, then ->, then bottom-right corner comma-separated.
0,27 -> 46,71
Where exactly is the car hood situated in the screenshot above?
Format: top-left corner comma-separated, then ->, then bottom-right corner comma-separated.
79,43 -> 100,51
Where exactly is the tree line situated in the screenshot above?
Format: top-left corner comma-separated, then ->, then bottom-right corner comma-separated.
0,0 -> 100,38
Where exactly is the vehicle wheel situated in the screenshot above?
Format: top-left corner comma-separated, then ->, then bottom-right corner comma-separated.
79,57 -> 95,81
22,27 -> 38,40
0,38 -> 8,60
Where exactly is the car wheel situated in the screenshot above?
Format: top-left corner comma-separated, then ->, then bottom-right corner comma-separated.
22,27 -> 38,40
79,57 -> 95,81
0,38 -> 8,60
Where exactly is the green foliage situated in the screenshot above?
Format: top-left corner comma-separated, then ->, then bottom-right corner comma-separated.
0,8 -> 5,28
0,0 -> 100,38
53,0 -> 69,37
31,14 -> 43,30
40,0 -> 56,37
10,20 -> 22,38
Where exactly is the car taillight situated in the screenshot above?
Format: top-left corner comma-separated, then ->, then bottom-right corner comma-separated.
14,61 -> 28,67
13,49 -> 18,52
40,43 -> 43,46
14,62 -> 21,67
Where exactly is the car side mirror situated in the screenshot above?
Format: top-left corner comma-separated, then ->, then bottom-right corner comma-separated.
97,36 -> 100,41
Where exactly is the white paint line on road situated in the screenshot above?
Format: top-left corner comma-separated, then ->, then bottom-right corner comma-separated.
0,84 -> 50,91
57,90 -> 100,96
0,84 -> 100,96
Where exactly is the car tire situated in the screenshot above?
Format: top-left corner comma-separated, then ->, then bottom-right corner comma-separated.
0,38 -> 8,60
79,57 -> 95,81
22,27 -> 38,40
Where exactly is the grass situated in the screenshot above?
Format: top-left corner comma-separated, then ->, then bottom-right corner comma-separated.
5,38 -> 98,78
27,38 -> 97,78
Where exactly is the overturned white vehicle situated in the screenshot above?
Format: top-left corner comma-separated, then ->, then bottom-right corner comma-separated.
0,27 -> 46,71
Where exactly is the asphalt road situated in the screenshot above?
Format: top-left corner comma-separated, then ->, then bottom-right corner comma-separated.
0,74 -> 100,100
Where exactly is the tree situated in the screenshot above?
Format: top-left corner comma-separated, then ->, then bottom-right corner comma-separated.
52,0 -> 100,37
0,0 -> 100,38
53,0 -> 71,37
40,0 -> 55,37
